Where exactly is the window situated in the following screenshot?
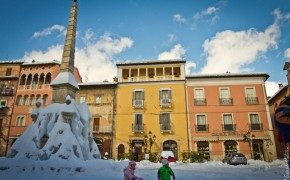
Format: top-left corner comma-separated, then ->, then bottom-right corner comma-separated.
219,88 -> 232,105
159,113 -> 171,132
80,96 -> 86,103
96,96 -> 102,104
16,96 -> 23,105
160,89 -> 172,106
245,87 -> 258,104
196,115 -> 208,131
133,114 -> 143,132
194,88 -> 206,105
224,140 -> 237,155
132,90 -> 144,108
250,113 -> 262,130
223,114 -> 235,131
0,100 -> 7,107
6,68 -> 12,76
16,116 -> 25,126
197,141 -> 210,160
93,117 -> 100,131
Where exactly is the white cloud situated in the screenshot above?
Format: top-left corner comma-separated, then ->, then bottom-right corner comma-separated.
193,6 -> 219,21
200,9 -> 282,74
285,48 -> 290,60
265,81 -> 281,97
173,14 -> 186,23
168,34 -> 176,43
158,44 -> 186,60
33,24 -> 66,38
22,32 -> 134,82
185,61 -> 197,75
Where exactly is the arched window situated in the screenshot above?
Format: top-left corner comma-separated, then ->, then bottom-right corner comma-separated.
224,140 -> 238,155
163,140 -> 178,160
39,73 -> 45,88
30,95 -> 35,106
45,73 -> 51,84
24,95 -> 29,105
32,74 -> 38,89
16,95 -> 23,105
26,74 -> 32,89
43,94 -> 48,106
117,144 -> 125,160
20,74 -> 26,85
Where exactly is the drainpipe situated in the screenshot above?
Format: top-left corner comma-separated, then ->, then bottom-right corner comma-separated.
111,85 -> 116,159
184,79 -> 191,155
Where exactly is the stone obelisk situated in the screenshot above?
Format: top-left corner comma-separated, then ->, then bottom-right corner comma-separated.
51,0 -> 79,103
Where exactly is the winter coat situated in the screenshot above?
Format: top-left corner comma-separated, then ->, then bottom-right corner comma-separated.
123,165 -> 137,180
157,165 -> 175,180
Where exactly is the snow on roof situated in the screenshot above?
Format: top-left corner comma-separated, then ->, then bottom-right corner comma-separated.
0,60 -> 24,64
186,72 -> 269,80
116,59 -> 186,66
22,59 -> 61,66
51,71 -> 79,89
78,82 -> 117,86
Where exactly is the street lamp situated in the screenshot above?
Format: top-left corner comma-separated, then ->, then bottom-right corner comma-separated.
144,131 -> 156,153
243,131 -> 255,159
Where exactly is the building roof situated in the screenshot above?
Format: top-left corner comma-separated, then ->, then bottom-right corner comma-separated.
78,82 -> 117,87
116,59 -> 186,66
0,60 -> 24,64
268,85 -> 288,103
22,60 -> 61,66
186,72 -> 269,81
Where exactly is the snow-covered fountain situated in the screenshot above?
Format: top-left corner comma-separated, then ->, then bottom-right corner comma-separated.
8,95 -> 100,161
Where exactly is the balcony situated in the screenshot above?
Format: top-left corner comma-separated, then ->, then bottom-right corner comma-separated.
246,97 -> 259,105
92,125 -> 112,134
160,123 -> 171,133
0,87 -> 14,96
249,123 -> 263,131
194,98 -> 207,106
160,99 -> 172,107
132,123 -> 144,133
222,124 -> 236,131
0,106 -> 9,115
133,100 -> 144,108
195,124 -> 209,132
219,98 -> 233,105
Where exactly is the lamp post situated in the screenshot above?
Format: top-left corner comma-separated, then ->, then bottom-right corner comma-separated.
243,131 -> 255,159
144,131 -> 156,153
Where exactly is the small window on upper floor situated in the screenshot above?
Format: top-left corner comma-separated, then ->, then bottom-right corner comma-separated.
132,90 -> 144,108
245,87 -> 258,104
0,100 -> 7,107
194,88 -> 206,105
16,116 -> 25,126
6,68 -> 12,76
96,96 -> 102,104
80,96 -> 86,103
219,87 -> 233,105
159,89 -> 172,107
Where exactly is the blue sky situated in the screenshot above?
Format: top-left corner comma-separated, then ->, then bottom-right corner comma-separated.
0,0 -> 290,96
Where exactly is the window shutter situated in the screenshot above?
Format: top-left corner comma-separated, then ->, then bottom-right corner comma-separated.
169,90 -> 172,99
159,114 -> 163,124
141,91 -> 144,100
159,90 -> 162,100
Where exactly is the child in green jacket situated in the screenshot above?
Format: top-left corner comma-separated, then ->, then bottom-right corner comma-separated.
158,159 -> 175,180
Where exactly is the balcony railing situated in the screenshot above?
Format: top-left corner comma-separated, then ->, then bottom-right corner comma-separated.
93,125 -> 112,133
160,99 -> 172,107
160,123 -> 171,132
219,98 -> 233,105
222,124 -> 236,131
249,123 -> 263,131
132,123 -> 144,133
194,98 -> 207,106
246,97 -> 259,105
195,124 -> 209,132
132,100 -> 144,108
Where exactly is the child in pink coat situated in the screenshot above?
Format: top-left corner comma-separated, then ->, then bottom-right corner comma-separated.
123,161 -> 143,180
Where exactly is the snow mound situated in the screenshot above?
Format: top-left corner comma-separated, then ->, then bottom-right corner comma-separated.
8,95 -> 100,161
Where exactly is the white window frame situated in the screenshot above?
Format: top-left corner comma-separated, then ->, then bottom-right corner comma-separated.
133,89 -> 144,107
195,114 -> 207,125
194,88 -> 205,99
249,113 -> 260,124
16,116 -> 25,126
159,88 -> 172,106
219,87 -> 230,98
80,96 -> 86,103
222,113 -> 234,125
95,96 -> 102,104
245,87 -> 256,97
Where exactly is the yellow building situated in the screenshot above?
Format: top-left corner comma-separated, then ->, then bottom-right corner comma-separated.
114,60 -> 189,161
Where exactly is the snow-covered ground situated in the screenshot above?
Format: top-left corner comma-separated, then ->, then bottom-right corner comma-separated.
0,158 -> 289,180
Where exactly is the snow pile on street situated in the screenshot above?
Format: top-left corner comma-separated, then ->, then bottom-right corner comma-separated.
7,96 -> 100,161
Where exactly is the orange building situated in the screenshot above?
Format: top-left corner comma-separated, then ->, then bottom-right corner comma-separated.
186,73 -> 276,161
8,60 -> 82,150
0,61 -> 22,156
